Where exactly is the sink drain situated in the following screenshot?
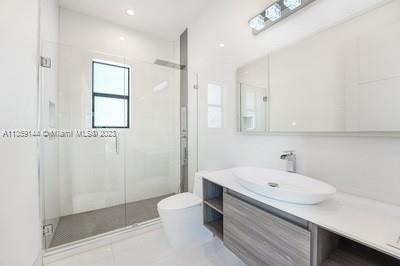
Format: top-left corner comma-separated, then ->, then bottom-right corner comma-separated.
268,182 -> 279,188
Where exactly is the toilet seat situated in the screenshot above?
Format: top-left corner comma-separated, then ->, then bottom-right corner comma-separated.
158,192 -> 202,210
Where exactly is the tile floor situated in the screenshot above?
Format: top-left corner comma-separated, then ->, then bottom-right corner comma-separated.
45,226 -> 245,266
50,194 -> 173,247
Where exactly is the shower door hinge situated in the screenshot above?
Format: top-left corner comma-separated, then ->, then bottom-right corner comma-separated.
193,84 -> 198,90
40,56 -> 52,68
42,224 -> 53,236
263,96 -> 268,102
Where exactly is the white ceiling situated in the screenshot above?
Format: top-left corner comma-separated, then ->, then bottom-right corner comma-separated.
59,0 -> 216,41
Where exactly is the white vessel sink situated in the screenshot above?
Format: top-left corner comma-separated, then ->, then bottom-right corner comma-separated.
232,167 -> 336,205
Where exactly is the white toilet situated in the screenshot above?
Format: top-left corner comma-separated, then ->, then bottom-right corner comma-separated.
157,173 -> 213,248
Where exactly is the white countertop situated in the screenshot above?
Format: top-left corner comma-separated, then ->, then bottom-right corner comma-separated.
202,169 -> 400,259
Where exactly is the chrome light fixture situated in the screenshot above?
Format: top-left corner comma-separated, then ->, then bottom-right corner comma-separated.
284,0 -> 302,10
265,3 -> 282,21
249,0 -> 316,35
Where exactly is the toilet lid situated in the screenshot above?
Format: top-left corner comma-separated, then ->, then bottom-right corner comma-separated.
158,193 -> 202,210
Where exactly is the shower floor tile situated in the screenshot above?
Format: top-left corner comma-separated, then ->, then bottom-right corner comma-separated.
49,194 -> 173,248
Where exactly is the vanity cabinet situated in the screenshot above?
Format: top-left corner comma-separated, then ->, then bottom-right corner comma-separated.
202,178 -> 400,266
223,192 -> 311,266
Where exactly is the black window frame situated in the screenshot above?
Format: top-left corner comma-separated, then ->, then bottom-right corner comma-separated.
92,60 -> 130,129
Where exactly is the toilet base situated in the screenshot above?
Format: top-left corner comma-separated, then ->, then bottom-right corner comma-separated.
158,203 -> 213,248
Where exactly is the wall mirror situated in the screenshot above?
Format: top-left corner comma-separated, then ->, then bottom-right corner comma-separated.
237,1 -> 400,134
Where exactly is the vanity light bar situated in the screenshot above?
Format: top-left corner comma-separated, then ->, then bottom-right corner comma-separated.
248,0 -> 316,35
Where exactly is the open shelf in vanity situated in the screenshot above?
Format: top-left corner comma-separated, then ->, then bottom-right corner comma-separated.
316,228 -> 400,266
204,197 -> 223,213
202,177 -> 400,266
203,179 -> 224,239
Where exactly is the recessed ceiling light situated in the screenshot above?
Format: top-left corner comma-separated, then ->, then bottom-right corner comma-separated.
126,9 -> 135,16
119,36 -> 125,41
219,43 -> 225,48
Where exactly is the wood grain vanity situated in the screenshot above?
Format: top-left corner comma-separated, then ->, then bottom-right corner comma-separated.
203,178 -> 400,266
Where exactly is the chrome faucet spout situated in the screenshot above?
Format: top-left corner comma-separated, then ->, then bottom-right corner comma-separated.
280,154 -> 288,160
280,151 -> 296,173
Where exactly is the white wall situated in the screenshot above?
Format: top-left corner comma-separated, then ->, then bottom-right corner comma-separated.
188,0 -> 400,206
59,9 -> 178,64
56,9 -> 181,215
0,0 -> 42,265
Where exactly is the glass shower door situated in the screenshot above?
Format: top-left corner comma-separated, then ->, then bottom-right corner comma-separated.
40,42 -> 128,248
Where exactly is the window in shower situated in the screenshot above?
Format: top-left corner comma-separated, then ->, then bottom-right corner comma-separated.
92,59 -> 130,128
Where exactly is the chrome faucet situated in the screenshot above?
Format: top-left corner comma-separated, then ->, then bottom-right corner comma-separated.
280,151 -> 296,173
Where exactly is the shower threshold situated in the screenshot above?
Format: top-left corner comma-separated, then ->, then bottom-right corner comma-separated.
49,193 -> 173,248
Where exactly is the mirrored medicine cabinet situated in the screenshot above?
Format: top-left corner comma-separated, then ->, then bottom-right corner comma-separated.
237,1 -> 400,135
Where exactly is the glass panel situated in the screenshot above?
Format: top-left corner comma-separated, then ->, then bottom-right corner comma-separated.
40,41 -> 62,248
123,58 -> 181,225
188,71 -> 199,191
208,106 -> 222,128
93,60 -> 129,96
93,97 -> 128,128
207,83 -> 222,105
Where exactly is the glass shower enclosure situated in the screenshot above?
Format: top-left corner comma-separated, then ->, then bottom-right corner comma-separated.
39,41 -> 198,249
